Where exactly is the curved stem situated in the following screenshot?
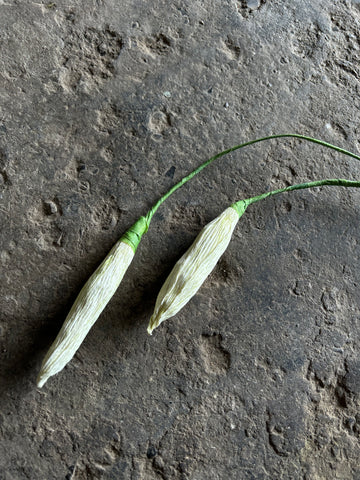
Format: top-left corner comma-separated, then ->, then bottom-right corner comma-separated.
144,134 -> 360,224
232,178 -> 360,212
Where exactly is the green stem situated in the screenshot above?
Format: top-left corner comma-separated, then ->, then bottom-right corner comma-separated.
231,178 -> 360,215
121,134 -> 360,251
145,134 -> 360,223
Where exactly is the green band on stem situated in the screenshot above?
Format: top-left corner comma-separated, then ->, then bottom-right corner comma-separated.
230,200 -> 249,217
120,216 -> 149,252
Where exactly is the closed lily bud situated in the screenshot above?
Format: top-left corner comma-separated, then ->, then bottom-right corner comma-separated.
147,176 -> 360,335
37,217 -> 148,388
147,203 -> 247,334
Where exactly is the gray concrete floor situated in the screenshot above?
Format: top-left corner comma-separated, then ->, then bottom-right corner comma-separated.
1,1 -> 360,478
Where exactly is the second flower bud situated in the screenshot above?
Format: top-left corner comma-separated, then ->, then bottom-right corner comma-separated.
147,202 -> 248,334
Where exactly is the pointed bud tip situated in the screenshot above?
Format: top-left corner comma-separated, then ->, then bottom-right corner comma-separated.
147,315 -> 160,335
36,373 -> 47,389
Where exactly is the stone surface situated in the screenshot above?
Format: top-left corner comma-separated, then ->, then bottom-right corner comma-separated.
1,0 -> 360,478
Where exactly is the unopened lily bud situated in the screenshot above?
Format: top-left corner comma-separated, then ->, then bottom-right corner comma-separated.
147,202 -> 248,334
37,217 -> 148,388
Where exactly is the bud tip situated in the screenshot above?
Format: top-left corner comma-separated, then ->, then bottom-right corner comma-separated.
36,374 -> 47,388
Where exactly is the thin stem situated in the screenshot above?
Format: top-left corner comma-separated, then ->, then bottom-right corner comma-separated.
233,179 -> 360,211
144,134 -> 360,224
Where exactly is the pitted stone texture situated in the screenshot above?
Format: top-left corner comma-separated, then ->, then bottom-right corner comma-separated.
1,1 -> 360,479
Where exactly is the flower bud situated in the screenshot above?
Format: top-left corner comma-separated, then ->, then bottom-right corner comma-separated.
147,204 -> 247,334
37,241 -> 134,388
37,216 -> 149,388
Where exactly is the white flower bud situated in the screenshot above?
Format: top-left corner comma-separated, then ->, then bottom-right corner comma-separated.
148,206 -> 242,334
37,241 -> 134,388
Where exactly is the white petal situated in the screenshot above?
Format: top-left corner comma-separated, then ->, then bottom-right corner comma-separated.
148,207 -> 239,333
37,241 -> 134,387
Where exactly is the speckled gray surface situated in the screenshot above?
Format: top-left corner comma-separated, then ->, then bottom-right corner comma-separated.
1,1 -> 360,479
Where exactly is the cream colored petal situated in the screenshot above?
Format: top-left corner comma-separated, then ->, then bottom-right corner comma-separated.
37,241 -> 134,388
148,207 -> 239,334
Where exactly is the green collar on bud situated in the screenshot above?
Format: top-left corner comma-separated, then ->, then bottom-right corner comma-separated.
120,216 -> 149,252
230,199 -> 249,217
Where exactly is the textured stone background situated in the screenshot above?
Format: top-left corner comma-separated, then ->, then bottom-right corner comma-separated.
1,1 -> 360,479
